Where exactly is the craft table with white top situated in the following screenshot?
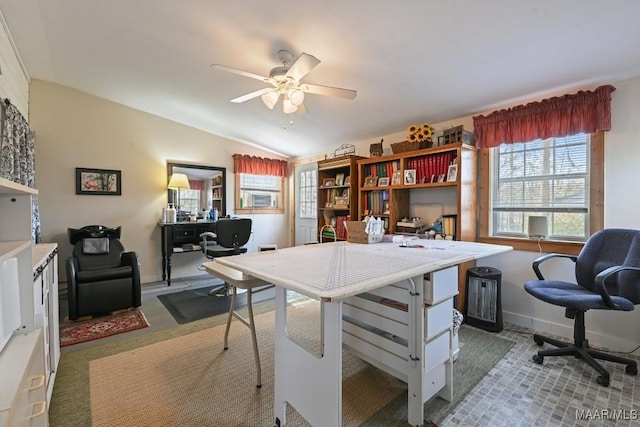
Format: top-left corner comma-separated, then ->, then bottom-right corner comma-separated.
214,240 -> 512,427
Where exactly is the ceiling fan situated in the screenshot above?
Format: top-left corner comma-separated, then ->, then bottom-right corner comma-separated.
211,50 -> 357,114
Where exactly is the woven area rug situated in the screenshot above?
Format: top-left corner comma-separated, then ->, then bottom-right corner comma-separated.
60,310 -> 149,347
88,301 -> 407,427
49,299 -> 513,426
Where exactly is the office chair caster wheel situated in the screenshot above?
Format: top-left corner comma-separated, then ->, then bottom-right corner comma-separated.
596,375 -> 609,387
533,336 -> 544,346
532,354 -> 544,364
626,364 -> 638,375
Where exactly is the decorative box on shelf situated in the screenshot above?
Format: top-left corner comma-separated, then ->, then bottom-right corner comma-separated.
438,125 -> 473,146
391,140 -> 433,154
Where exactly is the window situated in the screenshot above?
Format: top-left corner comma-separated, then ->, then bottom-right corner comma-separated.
491,134 -> 590,241
298,170 -> 317,219
480,132 -> 604,253
235,173 -> 284,214
178,189 -> 200,215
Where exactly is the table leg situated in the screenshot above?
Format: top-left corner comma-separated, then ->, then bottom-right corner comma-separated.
407,275 -> 426,426
274,287 -> 342,427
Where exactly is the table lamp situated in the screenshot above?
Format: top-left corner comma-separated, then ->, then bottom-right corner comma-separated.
528,216 -> 548,239
168,173 -> 190,220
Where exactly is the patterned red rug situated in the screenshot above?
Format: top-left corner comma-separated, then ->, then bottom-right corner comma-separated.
60,310 -> 150,347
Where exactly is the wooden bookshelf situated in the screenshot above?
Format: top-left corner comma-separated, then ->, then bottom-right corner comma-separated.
317,155 -> 364,241
357,143 -> 478,311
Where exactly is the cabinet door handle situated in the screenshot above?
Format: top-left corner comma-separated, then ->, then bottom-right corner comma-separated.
28,374 -> 45,391
29,401 -> 47,419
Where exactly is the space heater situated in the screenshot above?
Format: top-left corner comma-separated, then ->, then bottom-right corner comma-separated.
465,266 -> 503,332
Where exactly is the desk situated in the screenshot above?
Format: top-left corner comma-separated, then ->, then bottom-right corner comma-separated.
215,240 -> 512,426
158,221 -> 216,285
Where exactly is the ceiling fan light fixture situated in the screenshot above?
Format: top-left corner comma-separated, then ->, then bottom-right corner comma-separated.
283,97 -> 298,114
288,88 -> 305,106
261,91 -> 279,109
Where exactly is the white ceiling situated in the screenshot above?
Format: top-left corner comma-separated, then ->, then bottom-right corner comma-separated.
2,1 -> 640,159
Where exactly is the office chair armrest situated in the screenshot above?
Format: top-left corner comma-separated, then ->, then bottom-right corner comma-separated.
594,265 -> 640,310
532,253 -> 578,280
200,231 -> 217,240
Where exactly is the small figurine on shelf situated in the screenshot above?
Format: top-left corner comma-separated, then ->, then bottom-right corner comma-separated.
369,139 -> 383,157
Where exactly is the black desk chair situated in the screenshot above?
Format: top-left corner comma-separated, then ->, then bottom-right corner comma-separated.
66,225 -> 141,320
200,218 -> 252,296
524,228 -> 640,387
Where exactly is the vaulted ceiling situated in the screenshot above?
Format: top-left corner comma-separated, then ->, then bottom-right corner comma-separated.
2,1 -> 640,159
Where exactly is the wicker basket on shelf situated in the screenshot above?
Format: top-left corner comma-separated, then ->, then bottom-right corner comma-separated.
391,140 -> 433,154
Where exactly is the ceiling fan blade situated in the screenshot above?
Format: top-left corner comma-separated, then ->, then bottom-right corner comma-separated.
231,87 -> 276,103
210,64 -> 269,82
286,52 -> 321,81
300,83 -> 357,100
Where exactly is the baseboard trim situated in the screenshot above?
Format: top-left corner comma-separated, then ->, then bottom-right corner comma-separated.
503,310 -> 640,355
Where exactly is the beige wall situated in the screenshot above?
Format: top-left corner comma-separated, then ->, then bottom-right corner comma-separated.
29,80 -> 289,284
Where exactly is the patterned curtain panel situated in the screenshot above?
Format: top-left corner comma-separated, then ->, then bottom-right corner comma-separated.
0,99 -> 41,242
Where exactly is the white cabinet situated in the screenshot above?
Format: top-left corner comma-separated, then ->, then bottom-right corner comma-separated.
1,178 -> 52,426
0,330 -> 48,427
342,265 -> 458,406
32,245 -> 60,406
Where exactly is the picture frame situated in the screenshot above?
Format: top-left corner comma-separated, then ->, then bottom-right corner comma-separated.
344,175 -> 351,186
404,169 -> 416,185
364,176 -> 377,187
75,168 -> 121,195
335,173 -> 345,186
447,164 -> 458,182
378,177 -> 390,187
334,196 -> 349,208
437,173 -> 446,183
322,177 -> 336,187
391,170 -> 402,185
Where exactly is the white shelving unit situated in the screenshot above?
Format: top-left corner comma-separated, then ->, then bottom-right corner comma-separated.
0,177 -> 56,425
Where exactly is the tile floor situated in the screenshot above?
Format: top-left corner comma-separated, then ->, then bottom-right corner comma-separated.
58,275 -> 640,426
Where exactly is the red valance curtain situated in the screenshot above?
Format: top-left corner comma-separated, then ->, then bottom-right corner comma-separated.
188,180 -> 204,190
233,154 -> 288,177
472,85 -> 615,149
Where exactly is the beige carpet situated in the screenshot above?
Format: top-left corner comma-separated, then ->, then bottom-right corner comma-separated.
89,301 -> 406,426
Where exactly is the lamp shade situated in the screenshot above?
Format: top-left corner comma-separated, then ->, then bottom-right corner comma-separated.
283,97 -> 298,114
528,216 -> 548,238
168,173 -> 190,189
288,88 -> 305,106
261,91 -> 279,110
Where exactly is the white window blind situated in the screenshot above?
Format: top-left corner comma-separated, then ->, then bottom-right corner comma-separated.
238,173 -> 282,209
491,134 -> 590,241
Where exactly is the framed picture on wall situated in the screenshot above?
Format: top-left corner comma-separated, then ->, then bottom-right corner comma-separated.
75,168 -> 122,195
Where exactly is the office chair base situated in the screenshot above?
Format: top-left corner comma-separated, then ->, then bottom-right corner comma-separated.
208,282 -> 232,297
532,333 -> 638,387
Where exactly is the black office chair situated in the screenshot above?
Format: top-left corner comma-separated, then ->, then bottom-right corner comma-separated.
200,218 -> 252,296
524,228 -> 640,387
66,225 -> 141,320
